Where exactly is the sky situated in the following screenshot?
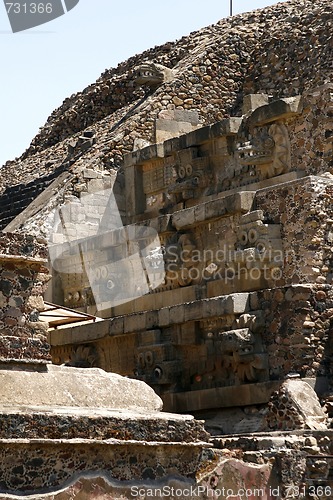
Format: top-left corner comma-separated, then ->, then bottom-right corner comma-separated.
0,0 -> 281,167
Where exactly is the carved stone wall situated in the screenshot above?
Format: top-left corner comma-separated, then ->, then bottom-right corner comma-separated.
48,88 -> 333,414
0,1 -> 332,496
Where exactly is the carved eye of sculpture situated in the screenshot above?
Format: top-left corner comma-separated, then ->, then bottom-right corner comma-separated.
185,164 -> 193,176
248,229 -> 258,244
145,351 -> 153,367
240,231 -> 248,245
138,353 -> 145,368
100,266 -> 108,279
154,367 -> 163,379
256,241 -> 266,254
107,280 -> 115,290
264,137 -> 275,149
178,166 -> 186,179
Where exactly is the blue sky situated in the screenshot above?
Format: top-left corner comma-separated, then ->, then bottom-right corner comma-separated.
0,0 -> 280,167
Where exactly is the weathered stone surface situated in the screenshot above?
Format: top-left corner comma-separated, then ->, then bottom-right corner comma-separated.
248,95 -> 303,126
263,378 -> 328,431
0,457 -> 273,499
242,93 -> 269,114
0,364 -> 162,412
0,439 -> 207,496
0,233 -> 50,360
0,1 -> 332,497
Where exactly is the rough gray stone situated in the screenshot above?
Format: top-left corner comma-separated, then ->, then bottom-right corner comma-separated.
0,364 -> 163,412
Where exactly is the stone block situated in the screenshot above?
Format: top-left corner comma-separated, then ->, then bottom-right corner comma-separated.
144,310 -> 158,329
235,191 -> 256,213
162,381 -> 280,412
83,169 -> 98,179
211,117 -> 242,137
137,143 -> 165,163
185,125 -> 212,147
124,312 -> 146,333
172,207 -> 195,229
226,293 -> 250,314
184,301 -> 203,322
202,296 -> 226,318
242,94 -> 269,114
169,304 -> 185,324
204,198 -> 228,220
207,279 -> 236,298
240,210 -> 264,225
0,364 -> 163,411
174,109 -> 200,125
163,136 -> 181,156
48,319 -> 109,347
249,95 -> 303,126
123,151 -> 137,168
139,329 -> 161,345
159,306 -> 173,327
109,316 -> 124,336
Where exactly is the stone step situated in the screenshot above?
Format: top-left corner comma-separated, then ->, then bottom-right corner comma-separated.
0,164 -> 68,229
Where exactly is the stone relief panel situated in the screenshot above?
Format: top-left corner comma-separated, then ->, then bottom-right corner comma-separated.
142,149 -> 214,215
143,156 -> 177,213
55,202 -> 284,315
125,94 -> 304,222
133,311 -> 268,394
235,123 -> 290,179
194,313 -> 268,390
134,329 -> 183,391
168,149 -> 213,203
66,345 -> 98,368
185,211 -> 284,292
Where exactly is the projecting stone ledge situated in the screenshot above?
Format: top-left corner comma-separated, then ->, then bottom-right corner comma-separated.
248,95 -> 303,126
50,293 -> 251,346
172,191 -> 255,230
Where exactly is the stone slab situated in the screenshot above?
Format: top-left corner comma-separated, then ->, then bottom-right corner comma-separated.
0,365 -> 162,412
124,117 -> 242,167
190,171 -> 305,207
